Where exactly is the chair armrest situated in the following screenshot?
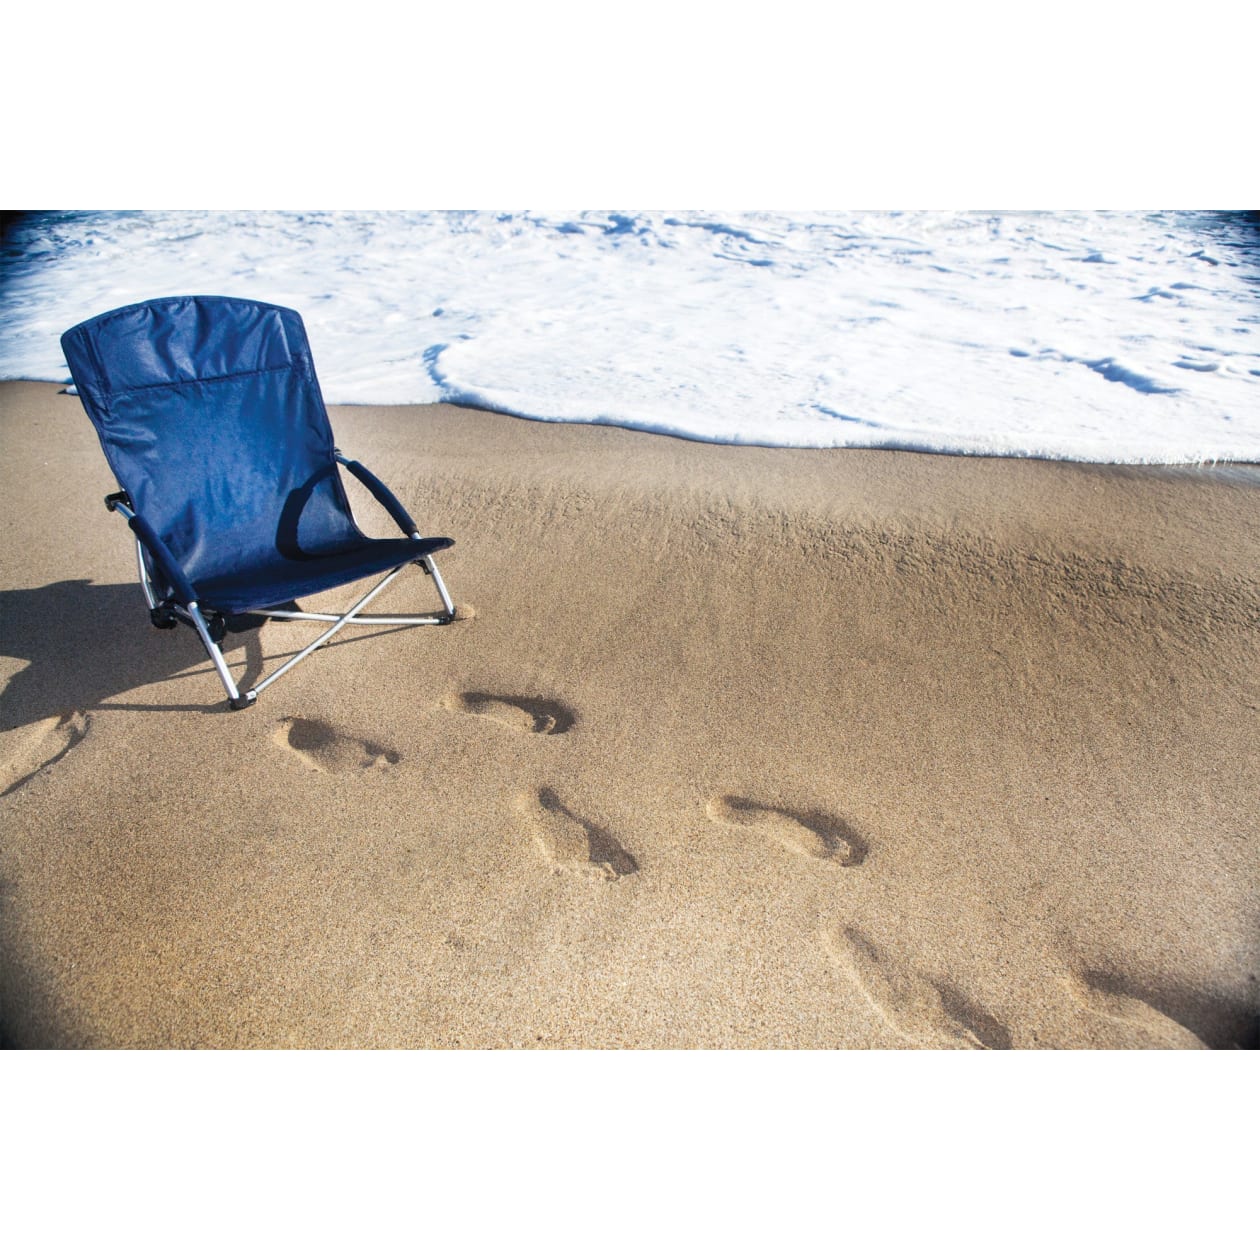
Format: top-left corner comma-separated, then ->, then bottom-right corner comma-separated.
335,450 -> 419,538
110,497 -> 199,606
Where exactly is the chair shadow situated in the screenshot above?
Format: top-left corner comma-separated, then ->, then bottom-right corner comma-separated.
0,579 -> 425,725
0,579 -> 265,722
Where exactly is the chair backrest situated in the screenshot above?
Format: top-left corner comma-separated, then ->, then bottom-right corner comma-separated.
61,296 -> 363,586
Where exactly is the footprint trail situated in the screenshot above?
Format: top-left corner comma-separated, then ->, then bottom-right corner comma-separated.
824,926 -> 1010,1049
1062,971 -> 1206,1049
273,717 -> 401,773
707,795 -> 867,865
1,711 -> 91,797
516,787 -> 637,880
443,690 -> 575,735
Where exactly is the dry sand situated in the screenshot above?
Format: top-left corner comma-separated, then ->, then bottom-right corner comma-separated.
1,379 -> 1257,1049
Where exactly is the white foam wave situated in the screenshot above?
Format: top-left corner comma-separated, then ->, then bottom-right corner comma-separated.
2,209 -> 1257,462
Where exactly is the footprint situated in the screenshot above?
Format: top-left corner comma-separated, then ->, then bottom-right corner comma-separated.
442,690 -> 575,735
706,796 -> 866,865
1,710 -> 91,797
515,787 -> 637,880
1061,971 -> 1207,1050
823,926 -> 1010,1049
273,716 -> 401,773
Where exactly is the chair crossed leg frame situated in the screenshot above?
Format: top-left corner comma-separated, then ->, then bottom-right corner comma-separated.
129,532 -> 455,710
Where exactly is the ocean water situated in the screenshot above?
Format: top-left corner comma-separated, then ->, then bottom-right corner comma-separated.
2,209 -> 1258,463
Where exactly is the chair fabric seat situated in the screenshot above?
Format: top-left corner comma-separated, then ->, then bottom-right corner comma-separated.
192,534 -> 454,614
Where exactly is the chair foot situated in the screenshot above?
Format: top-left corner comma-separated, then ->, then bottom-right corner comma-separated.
228,691 -> 258,710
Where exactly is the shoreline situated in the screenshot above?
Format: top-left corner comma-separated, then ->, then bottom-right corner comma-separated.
2,380 -> 1257,1048
43,380 -> 1260,474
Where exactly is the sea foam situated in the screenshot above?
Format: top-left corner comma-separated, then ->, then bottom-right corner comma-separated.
2,209 -> 1257,463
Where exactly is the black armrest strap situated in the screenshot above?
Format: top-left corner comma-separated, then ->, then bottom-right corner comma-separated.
336,452 -> 419,537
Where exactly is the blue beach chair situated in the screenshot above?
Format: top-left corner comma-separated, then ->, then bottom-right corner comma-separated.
61,295 -> 456,709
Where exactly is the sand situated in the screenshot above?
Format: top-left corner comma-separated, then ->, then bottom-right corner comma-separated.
0,378 -> 1256,1049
